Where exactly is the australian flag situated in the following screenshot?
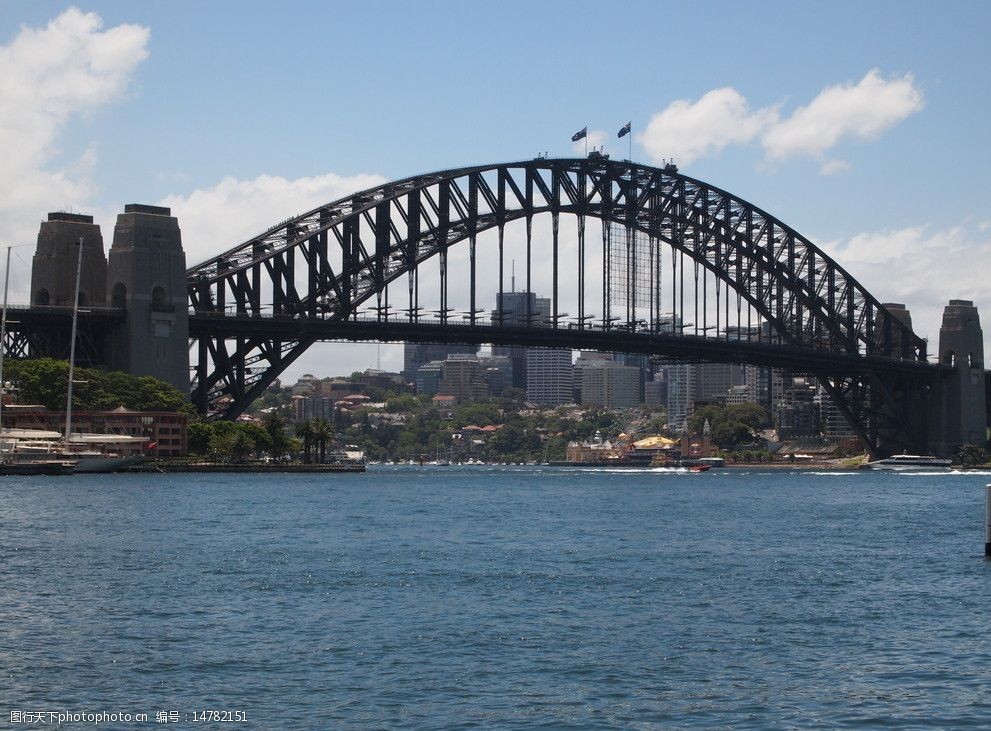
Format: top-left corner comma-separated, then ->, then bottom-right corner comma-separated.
571,126 -> 587,142
618,121 -> 631,138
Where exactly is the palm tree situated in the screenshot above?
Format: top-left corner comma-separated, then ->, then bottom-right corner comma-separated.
295,420 -> 315,464
311,419 -> 334,463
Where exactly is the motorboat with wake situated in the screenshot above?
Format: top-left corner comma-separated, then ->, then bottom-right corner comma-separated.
864,454 -> 952,471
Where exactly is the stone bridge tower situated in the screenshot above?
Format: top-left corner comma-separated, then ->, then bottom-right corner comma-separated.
935,299 -> 987,455
105,204 -> 189,393
31,212 -> 107,307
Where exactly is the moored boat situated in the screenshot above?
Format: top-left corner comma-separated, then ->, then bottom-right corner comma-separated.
0,429 -> 146,474
0,459 -> 76,476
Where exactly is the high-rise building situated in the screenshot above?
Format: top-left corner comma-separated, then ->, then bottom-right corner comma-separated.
573,352 -> 614,403
403,342 -> 479,383
439,357 -> 489,402
416,361 -> 445,395
292,394 -> 335,423
696,361 -> 742,403
665,362 -> 697,430
581,362 -> 640,409
615,353 -> 652,402
817,387 -> 855,438
775,377 -> 818,438
525,349 -> 573,406
644,375 -> 667,410
477,354 -> 512,396
491,291 -> 551,388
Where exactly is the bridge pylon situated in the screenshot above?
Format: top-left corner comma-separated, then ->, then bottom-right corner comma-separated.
934,299 -> 987,455
105,205 -> 190,393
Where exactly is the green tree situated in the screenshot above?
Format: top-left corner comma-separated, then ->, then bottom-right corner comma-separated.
956,443 -> 989,467
489,424 -> 525,455
6,358 -> 190,413
311,419 -> 334,463
263,412 -> 292,458
295,420 -> 315,463
188,421 -> 215,455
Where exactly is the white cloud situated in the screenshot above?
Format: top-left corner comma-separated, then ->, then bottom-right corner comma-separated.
638,70 -> 923,173
159,171 -> 387,266
762,69 -> 923,162
818,223 -> 990,362
0,8 -> 149,245
819,159 -> 851,176
638,87 -> 778,166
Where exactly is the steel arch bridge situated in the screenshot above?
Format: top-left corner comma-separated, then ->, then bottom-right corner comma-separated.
187,157 -> 942,457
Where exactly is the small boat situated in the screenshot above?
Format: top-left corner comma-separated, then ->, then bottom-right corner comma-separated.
864,454 -> 952,471
689,464 -> 711,473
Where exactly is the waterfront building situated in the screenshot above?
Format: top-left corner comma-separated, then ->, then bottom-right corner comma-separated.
1,405 -> 187,457
525,349 -> 573,406
565,430 -> 623,462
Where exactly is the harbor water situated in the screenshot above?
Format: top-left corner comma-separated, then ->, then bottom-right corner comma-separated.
3,466 -> 991,728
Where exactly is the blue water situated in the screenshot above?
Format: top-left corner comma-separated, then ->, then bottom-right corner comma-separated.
2,467 -> 991,728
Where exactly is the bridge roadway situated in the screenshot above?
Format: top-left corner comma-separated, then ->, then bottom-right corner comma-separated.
188,311 -> 947,379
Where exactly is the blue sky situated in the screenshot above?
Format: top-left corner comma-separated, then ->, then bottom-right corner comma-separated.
2,1 -> 989,379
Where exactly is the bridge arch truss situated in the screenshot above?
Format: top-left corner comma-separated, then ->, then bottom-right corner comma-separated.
187,158 -> 937,456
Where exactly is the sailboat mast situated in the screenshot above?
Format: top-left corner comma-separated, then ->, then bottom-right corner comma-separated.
65,237 -> 84,450
0,246 -> 11,443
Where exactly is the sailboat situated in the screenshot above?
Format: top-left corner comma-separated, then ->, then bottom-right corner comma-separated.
0,240 -> 144,475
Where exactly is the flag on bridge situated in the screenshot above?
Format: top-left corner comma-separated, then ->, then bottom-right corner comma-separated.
571,126 -> 587,142
618,121 -> 631,138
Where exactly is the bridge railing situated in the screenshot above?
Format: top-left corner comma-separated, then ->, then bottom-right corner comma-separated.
1,304 -> 125,315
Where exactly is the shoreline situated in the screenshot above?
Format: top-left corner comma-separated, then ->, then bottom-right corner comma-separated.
126,461 -> 365,473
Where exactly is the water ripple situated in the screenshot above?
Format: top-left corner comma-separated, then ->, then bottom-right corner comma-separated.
1,468 -> 989,728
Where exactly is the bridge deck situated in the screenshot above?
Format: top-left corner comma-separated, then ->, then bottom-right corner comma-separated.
189,312 -> 945,379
